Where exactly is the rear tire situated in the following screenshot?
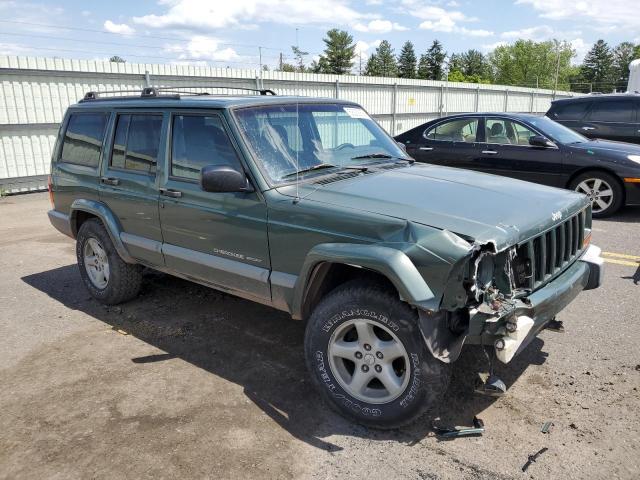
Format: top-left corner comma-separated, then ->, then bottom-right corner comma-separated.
570,171 -> 623,218
76,219 -> 142,305
304,280 -> 451,429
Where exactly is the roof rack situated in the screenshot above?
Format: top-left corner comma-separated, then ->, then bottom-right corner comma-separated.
81,86 -> 277,102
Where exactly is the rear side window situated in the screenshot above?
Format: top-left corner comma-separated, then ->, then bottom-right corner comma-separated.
111,114 -> 163,174
60,112 -> 108,167
425,118 -> 478,142
171,114 -> 242,180
588,101 -> 633,123
550,102 -> 589,120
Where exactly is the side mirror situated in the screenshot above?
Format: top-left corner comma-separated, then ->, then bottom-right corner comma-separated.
396,141 -> 407,152
200,164 -> 253,193
529,135 -> 555,148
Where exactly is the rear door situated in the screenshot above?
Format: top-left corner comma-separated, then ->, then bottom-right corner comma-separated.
158,111 -> 271,304
474,117 -> 564,186
99,111 -> 165,267
410,116 -> 480,169
580,98 -> 637,142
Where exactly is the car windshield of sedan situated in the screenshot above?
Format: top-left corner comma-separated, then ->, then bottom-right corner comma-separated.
527,116 -> 588,144
234,103 -> 409,184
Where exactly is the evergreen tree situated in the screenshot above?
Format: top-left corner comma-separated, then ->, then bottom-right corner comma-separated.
460,49 -> 488,78
316,29 -> 356,75
425,40 -> 446,80
291,46 -> 309,73
109,55 -> 126,63
397,41 -> 417,78
416,53 -> 430,79
612,42 -> 637,89
580,40 -> 615,92
364,53 -> 379,76
364,41 -> 397,77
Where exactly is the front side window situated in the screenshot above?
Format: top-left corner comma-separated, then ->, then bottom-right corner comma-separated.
425,118 -> 478,142
588,101 -> 633,123
486,118 -> 537,145
60,112 -> 108,167
234,103 -> 408,184
110,114 -> 162,174
171,114 -> 242,180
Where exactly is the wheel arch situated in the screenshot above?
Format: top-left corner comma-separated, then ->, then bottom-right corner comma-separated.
70,199 -> 135,263
291,243 -> 438,320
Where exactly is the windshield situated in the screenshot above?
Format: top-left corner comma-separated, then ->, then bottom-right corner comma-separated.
234,103 -> 409,184
527,116 -> 588,144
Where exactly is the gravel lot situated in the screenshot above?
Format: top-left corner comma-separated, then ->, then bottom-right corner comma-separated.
1,192 -> 639,480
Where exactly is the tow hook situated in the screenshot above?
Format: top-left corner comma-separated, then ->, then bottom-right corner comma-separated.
493,315 -> 534,363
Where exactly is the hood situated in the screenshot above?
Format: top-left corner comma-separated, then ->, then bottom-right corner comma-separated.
276,164 -> 588,251
571,139 -> 640,156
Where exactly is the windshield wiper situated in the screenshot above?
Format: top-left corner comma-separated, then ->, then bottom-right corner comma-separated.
350,152 -> 415,163
351,152 -> 393,160
281,163 -> 338,179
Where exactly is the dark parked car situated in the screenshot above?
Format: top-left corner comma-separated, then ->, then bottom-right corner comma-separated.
546,93 -> 640,144
395,113 -> 640,217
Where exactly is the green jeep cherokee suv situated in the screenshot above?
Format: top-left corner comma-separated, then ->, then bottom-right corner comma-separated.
48,87 -> 603,429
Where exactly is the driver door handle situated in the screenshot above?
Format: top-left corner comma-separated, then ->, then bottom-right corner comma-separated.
100,177 -> 120,186
581,126 -> 595,131
481,150 -> 498,155
159,188 -> 182,198
419,147 -> 434,151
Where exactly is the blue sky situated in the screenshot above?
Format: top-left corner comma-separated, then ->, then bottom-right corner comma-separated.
0,0 -> 638,70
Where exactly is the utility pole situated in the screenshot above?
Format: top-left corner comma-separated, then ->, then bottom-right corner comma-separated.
359,53 -> 362,76
258,47 -> 262,77
553,41 -> 561,99
279,52 -> 283,71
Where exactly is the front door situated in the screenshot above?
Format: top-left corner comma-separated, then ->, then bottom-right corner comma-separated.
580,99 -> 637,143
99,111 -> 165,266
158,111 -> 271,304
474,117 -> 564,187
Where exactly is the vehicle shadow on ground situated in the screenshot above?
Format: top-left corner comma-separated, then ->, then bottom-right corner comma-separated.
22,265 -> 547,451
598,205 -> 640,224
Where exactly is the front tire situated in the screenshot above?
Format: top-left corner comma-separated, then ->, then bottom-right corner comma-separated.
570,171 -> 623,218
304,280 -> 451,429
76,218 -> 143,305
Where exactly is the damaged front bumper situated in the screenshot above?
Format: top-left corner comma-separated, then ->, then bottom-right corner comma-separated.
419,244 -> 604,364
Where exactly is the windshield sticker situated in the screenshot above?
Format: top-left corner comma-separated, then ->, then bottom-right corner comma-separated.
343,107 -> 370,119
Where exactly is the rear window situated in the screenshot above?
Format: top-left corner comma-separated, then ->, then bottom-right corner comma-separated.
111,114 -> 163,174
587,100 -> 633,123
60,112 -> 108,167
550,102 -> 589,120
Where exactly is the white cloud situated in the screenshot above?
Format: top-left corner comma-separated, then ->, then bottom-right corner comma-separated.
403,3 -> 493,37
500,25 -> 554,40
354,39 -> 382,56
446,1 -> 460,6
569,38 -> 589,64
516,0 -> 640,29
481,41 -> 507,52
134,0 -> 371,30
81,10 -> 91,17
164,36 -> 239,62
457,27 -> 494,37
103,20 -> 135,35
353,19 -> 407,33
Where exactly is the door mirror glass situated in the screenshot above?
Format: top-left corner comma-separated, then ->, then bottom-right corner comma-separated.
396,141 -> 407,152
529,135 -> 555,148
200,165 -> 253,193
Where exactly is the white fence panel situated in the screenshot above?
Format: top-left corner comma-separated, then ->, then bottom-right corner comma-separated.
0,55 -> 576,191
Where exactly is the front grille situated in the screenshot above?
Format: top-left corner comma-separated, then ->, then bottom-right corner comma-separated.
515,209 -> 587,290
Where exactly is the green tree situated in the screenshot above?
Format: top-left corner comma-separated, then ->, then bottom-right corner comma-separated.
291,46 -> 309,73
109,55 -> 126,63
612,42 -> 637,89
397,41 -> 417,78
416,53 -> 429,79
488,39 -> 574,89
460,49 -> 490,79
424,40 -> 446,80
364,41 -> 397,77
580,40 -> 615,92
316,29 -> 356,74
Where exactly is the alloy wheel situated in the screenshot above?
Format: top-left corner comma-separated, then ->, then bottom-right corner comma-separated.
575,177 -> 614,214
83,237 -> 110,289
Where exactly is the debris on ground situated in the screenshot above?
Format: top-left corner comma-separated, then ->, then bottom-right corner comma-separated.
541,421 -> 553,434
433,417 -> 485,439
522,447 -> 548,472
